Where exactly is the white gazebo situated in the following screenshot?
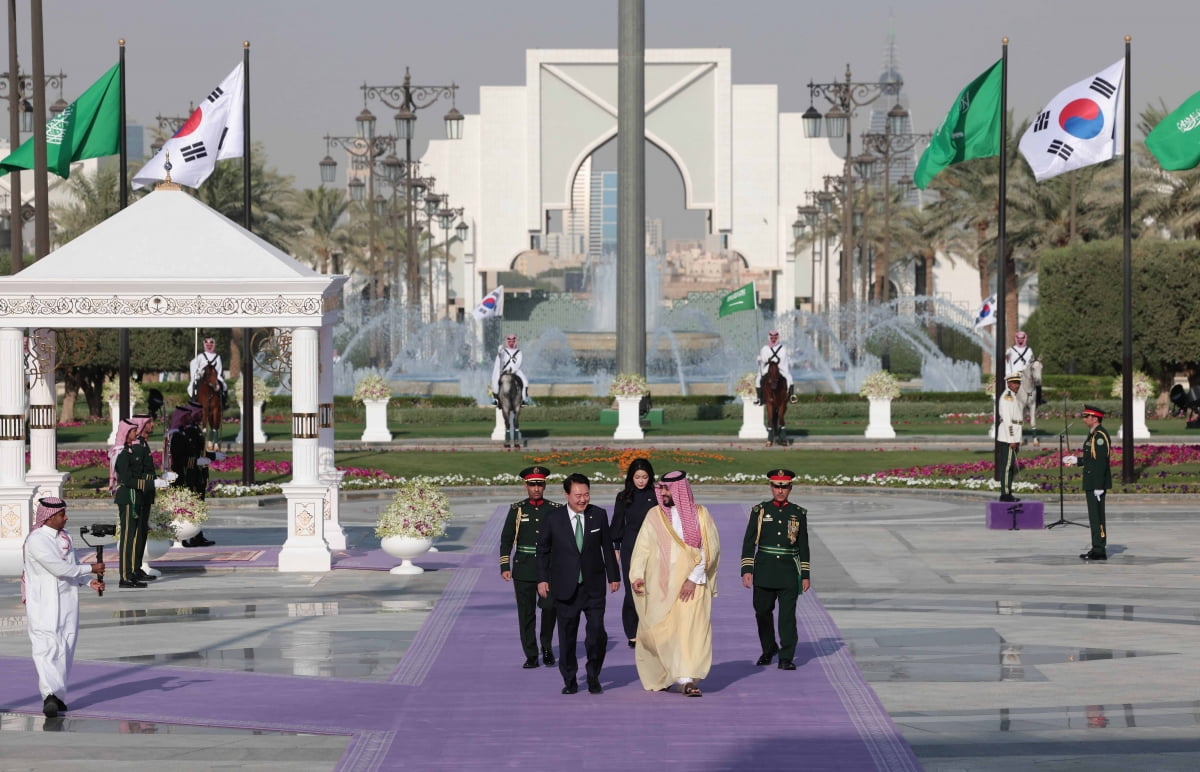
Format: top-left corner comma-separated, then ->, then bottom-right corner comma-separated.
0,186 -> 347,574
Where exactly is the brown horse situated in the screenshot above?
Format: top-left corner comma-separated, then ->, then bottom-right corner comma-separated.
196,361 -> 224,450
762,360 -> 790,446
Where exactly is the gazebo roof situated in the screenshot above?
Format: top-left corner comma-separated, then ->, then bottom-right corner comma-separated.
0,186 -> 345,328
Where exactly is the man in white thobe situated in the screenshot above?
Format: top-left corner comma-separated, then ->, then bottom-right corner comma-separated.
755,330 -> 794,405
629,470 -> 720,696
23,498 -> 105,718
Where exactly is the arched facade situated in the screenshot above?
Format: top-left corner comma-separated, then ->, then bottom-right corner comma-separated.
418,48 -> 848,318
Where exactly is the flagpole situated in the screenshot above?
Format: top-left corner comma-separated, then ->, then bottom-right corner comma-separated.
241,40 -> 255,486
29,0 -> 48,259
1121,35 -> 1134,483
993,38 -> 1009,461
118,40 -> 130,420
6,0 -> 22,272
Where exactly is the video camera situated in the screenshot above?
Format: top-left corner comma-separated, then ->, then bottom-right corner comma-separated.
1168,383 -> 1200,429
80,523 -> 117,539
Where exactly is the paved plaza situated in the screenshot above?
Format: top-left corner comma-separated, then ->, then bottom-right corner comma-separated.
1,462 -> 1199,770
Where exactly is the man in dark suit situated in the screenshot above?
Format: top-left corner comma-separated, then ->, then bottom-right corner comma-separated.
537,473 -> 621,695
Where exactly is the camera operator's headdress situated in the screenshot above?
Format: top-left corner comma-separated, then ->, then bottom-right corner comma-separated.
33,497 -> 66,529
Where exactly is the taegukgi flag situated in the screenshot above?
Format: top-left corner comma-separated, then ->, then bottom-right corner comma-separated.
0,62 -> 121,179
718,282 -> 756,317
1019,59 -> 1124,181
974,294 -> 998,330
1146,89 -> 1200,171
133,62 -> 245,189
473,286 -> 504,319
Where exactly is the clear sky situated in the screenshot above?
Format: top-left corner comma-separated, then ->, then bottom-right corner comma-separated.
6,1 -> 1195,238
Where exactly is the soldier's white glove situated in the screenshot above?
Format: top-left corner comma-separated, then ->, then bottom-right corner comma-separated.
1093,490 -> 1104,500
153,478 -> 169,489
163,471 -> 179,482
196,456 -> 212,467
1062,455 -> 1078,466
214,452 -> 227,461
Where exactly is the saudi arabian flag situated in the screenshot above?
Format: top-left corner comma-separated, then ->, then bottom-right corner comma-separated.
1146,89 -> 1200,171
913,59 -> 1003,189
0,62 -> 122,179
718,282 -> 756,317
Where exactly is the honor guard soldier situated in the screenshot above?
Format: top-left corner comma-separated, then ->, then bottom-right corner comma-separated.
500,466 -> 559,668
741,469 -> 810,670
1064,405 -> 1112,561
996,372 -> 1024,502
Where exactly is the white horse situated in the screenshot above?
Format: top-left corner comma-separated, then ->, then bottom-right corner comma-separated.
1015,359 -> 1043,444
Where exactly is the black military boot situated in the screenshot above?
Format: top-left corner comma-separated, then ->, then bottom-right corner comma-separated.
754,387 -> 764,406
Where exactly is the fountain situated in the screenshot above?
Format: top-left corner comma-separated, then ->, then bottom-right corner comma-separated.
331,275 -> 992,400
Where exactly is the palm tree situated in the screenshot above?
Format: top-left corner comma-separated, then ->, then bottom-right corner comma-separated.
297,186 -> 353,273
188,145 -> 304,252
52,164 -> 124,243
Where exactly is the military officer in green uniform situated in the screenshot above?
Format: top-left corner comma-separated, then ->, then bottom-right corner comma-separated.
741,469 -> 810,670
1065,405 -> 1112,561
500,466 -> 559,668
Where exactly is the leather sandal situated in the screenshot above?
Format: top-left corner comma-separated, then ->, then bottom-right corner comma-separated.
682,682 -> 702,697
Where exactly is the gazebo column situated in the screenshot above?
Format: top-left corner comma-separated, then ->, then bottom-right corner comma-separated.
279,325 -> 331,572
318,321 -> 346,550
0,327 -> 34,575
27,329 -> 68,501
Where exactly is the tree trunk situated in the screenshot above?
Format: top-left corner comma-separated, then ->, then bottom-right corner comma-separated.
229,329 -> 243,381
60,371 -> 79,425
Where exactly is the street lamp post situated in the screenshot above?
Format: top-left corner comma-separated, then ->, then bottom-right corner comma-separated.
1,66 -> 66,271
861,102 -> 931,303
804,64 -> 899,308
362,69 -> 462,323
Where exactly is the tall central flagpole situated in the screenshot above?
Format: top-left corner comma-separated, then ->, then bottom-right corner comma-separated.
1121,36 -> 1134,483
29,0 -> 48,259
993,38 -> 1009,469
616,0 -> 646,378
241,41 -> 255,485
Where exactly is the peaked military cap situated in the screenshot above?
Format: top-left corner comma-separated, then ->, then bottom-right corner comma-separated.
520,466 -> 549,482
767,468 -> 796,483
1081,404 -> 1105,418
1005,372 -> 1022,383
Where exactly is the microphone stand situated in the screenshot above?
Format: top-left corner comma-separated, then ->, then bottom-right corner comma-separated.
1046,399 -> 1085,530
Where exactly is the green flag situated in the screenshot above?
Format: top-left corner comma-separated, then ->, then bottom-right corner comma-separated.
913,59 -> 1003,190
1146,89 -> 1200,171
0,62 -> 121,179
718,282 -> 756,317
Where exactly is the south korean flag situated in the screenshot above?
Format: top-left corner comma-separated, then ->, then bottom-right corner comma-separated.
133,62 -> 245,190
1018,59 -> 1124,181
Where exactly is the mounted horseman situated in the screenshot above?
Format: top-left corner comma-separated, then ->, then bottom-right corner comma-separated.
491,334 -> 530,407
754,330 -> 794,406
188,336 -> 228,409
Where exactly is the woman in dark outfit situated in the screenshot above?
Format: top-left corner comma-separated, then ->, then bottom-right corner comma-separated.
610,457 -> 657,648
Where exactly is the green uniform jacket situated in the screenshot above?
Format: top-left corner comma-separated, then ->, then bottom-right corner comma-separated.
1080,426 -> 1113,490
741,500 -> 810,589
114,442 -> 157,500
499,498 -> 560,582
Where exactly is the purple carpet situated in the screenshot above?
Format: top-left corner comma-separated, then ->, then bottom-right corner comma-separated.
1,504 -> 919,771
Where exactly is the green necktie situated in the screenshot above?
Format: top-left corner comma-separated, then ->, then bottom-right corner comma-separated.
574,513 -> 584,582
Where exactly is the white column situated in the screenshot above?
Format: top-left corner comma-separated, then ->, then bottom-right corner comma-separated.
0,327 -> 34,575
738,396 -> 768,439
1118,395 -> 1151,440
317,322 -> 346,551
26,329 -> 67,501
280,326 -> 330,572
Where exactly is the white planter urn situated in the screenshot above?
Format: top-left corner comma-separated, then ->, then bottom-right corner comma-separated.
864,396 -> 897,439
1118,395 -> 1151,439
141,537 -> 171,578
380,535 -> 433,575
360,398 -> 393,442
171,519 -> 202,549
738,396 -> 768,439
613,395 -> 644,440
235,400 -> 268,444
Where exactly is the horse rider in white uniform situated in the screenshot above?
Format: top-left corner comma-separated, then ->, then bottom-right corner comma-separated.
491,334 -> 530,406
1005,330 -> 1041,405
755,330 -> 795,405
188,336 -> 228,406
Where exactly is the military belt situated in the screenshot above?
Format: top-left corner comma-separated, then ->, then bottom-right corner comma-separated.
758,545 -> 797,556
516,546 -> 537,554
